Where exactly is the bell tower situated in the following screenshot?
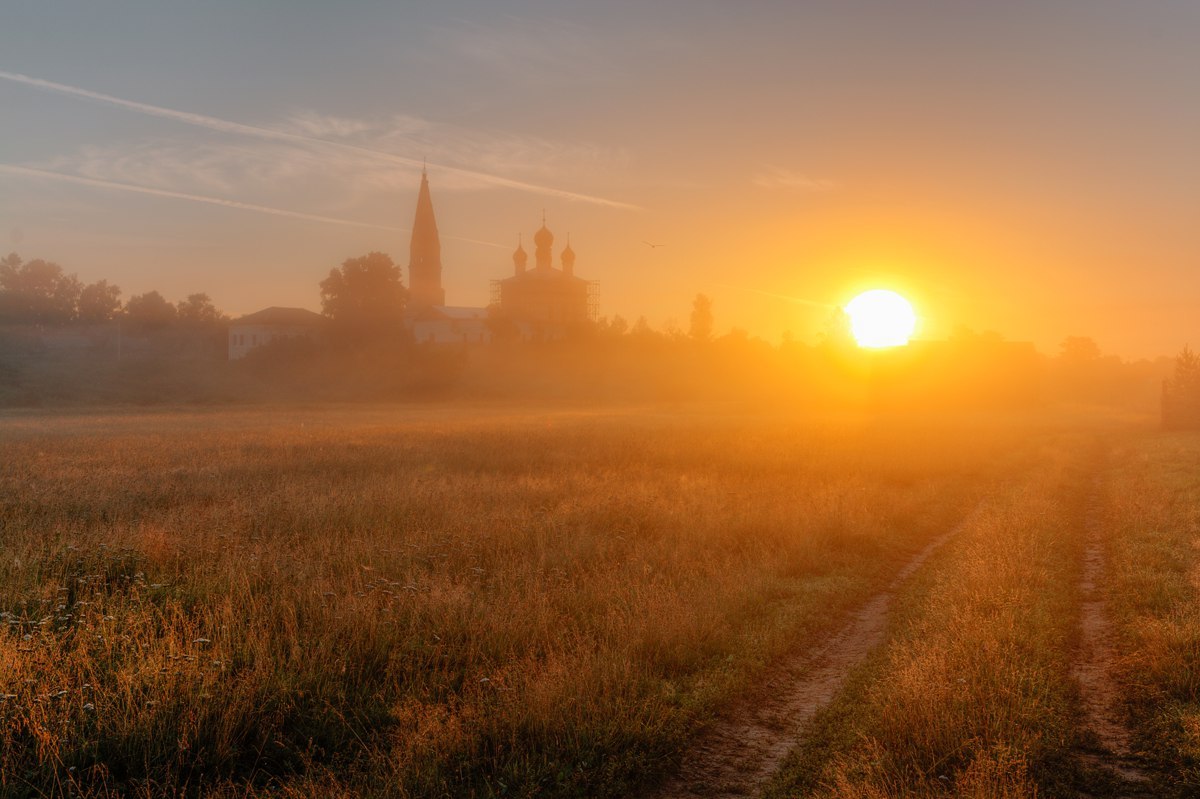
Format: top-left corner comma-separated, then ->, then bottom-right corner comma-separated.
408,168 -> 445,308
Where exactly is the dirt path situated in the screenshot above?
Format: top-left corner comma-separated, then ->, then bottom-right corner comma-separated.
648,511 -> 976,799
1073,479 -> 1152,795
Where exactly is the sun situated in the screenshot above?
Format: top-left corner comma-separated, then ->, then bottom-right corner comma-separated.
844,289 -> 917,348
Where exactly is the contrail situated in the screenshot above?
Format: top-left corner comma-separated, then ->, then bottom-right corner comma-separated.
0,70 -> 640,211
715,283 -> 834,309
0,163 -> 507,247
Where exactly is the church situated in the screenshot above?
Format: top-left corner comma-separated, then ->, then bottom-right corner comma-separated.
405,171 -> 597,344
490,218 -> 597,342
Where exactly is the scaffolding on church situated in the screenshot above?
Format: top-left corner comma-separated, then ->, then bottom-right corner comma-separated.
586,282 -> 599,321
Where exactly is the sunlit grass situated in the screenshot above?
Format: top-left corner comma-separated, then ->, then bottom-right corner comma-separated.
0,405 -> 1021,797
1102,434 -> 1200,796
767,437 -> 1092,798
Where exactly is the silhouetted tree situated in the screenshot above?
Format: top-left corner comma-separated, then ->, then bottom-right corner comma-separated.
689,294 -> 713,342
1059,335 -> 1101,363
0,254 -> 82,324
600,315 -> 629,337
176,293 -> 225,324
818,308 -> 855,350
485,305 -> 520,344
77,280 -> 122,323
1163,345 -> 1200,429
320,252 -> 408,342
124,290 -> 177,331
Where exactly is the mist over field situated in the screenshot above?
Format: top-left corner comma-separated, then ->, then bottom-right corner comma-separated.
6,3 -> 1200,798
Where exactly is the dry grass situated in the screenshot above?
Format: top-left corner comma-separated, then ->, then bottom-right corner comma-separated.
1102,433 -> 1200,795
0,404 -> 1023,797
768,436 -> 1092,798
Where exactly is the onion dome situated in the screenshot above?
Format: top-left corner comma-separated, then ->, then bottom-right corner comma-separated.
513,235 -> 528,269
533,222 -> 554,250
561,238 -> 575,271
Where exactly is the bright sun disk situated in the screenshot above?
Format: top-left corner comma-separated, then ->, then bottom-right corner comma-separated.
844,289 -> 917,348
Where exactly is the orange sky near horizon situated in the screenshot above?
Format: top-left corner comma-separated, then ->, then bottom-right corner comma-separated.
2,2 -> 1198,360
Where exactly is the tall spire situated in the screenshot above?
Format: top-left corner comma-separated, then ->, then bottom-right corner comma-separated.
409,170 -> 445,308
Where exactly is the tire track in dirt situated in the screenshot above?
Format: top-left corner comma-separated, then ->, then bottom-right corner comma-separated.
648,507 -> 980,799
1074,478 -> 1152,796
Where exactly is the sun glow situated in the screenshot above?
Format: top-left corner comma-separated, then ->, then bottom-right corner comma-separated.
845,289 -> 917,348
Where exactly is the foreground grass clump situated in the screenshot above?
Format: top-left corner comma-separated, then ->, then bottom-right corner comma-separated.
1103,434 -> 1200,795
768,438 -> 1091,798
0,405 -> 1018,797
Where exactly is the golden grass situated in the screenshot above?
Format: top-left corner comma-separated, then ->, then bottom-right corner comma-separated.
1102,433 -> 1200,795
768,437 -> 1091,798
0,405 -> 1025,797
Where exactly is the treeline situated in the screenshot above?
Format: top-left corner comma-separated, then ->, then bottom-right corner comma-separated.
0,250 -> 1180,415
0,252 -> 224,330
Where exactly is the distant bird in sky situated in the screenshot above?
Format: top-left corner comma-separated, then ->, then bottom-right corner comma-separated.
643,240 -> 666,248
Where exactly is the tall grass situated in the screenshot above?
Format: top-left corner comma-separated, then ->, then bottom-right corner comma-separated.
1103,433 -> 1200,795
768,436 -> 1092,798
0,406 -> 1026,797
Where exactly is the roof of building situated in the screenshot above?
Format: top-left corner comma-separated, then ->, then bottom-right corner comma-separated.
410,305 -> 490,321
499,268 -> 590,285
233,307 -> 326,326
438,306 -> 489,319
409,170 -> 441,267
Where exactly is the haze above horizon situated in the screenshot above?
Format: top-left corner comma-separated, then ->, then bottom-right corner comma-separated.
3,1 -> 1197,359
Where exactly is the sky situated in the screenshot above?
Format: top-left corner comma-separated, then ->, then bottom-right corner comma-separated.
2,1 -> 1198,358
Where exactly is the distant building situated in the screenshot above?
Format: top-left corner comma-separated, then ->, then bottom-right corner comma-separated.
408,168 -> 445,310
490,216 -> 597,341
401,171 -> 491,345
228,306 -> 324,360
410,305 -> 492,345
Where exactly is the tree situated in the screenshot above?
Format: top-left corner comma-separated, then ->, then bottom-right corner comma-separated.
319,252 -> 408,341
1163,345 -> 1200,429
0,254 -> 82,324
78,280 -> 122,323
689,293 -> 713,342
1059,336 -> 1101,363
124,290 -> 177,331
176,293 -> 225,324
817,307 -> 855,350
599,315 -> 629,337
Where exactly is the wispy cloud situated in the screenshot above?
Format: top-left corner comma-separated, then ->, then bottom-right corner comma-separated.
753,167 -> 837,192
0,163 -> 504,247
284,111 -> 377,139
0,70 -> 639,210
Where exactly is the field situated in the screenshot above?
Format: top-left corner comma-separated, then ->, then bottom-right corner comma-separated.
1,402 -> 1197,798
